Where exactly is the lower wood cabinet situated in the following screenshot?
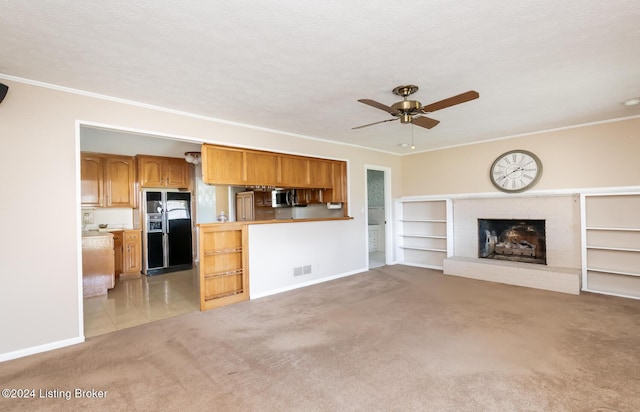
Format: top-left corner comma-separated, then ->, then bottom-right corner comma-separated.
112,230 -> 142,277
199,223 -> 249,311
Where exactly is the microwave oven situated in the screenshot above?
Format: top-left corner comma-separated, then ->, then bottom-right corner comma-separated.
272,189 -> 293,208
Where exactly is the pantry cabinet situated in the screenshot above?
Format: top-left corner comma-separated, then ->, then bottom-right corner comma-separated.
138,155 -> 190,189
81,153 -> 136,208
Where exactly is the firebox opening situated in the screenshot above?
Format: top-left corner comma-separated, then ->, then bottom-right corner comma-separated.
478,219 -> 546,265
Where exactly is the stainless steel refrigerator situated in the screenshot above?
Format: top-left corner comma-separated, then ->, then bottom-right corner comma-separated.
142,190 -> 193,275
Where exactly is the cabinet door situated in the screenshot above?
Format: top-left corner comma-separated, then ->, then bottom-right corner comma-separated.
105,156 -> 136,207
308,159 -> 333,189
112,231 -> 123,276
245,151 -> 278,185
235,192 -> 254,221
165,157 -> 190,188
324,161 -> 347,203
81,154 -> 104,206
279,155 -> 309,187
202,145 -> 244,185
138,156 -> 164,188
123,231 -> 141,274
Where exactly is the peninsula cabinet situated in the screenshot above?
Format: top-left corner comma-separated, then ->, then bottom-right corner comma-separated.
137,155 -> 190,189
81,153 -> 136,208
199,223 -> 249,311
583,193 -> 640,299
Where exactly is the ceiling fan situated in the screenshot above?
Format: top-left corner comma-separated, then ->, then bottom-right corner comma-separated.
353,85 -> 479,130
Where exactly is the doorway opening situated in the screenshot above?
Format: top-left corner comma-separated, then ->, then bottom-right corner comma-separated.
366,167 -> 391,269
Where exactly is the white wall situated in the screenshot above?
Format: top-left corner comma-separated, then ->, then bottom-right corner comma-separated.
0,77 -> 402,361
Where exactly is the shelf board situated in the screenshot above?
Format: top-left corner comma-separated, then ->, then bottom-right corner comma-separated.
400,246 -> 447,253
587,267 -> 640,278
401,234 -> 447,239
586,227 -> 640,232
587,246 -> 640,252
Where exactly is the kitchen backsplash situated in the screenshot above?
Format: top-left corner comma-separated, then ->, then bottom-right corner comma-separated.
82,207 -> 135,230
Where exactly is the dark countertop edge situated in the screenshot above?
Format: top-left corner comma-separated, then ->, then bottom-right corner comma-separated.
197,216 -> 353,227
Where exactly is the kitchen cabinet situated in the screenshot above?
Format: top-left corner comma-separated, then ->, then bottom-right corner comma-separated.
279,155 -> 309,187
199,223 -> 249,311
308,158 -> 333,189
81,153 -> 136,208
323,161 -> 347,203
112,229 -> 142,277
201,144 -> 347,194
81,154 -> 104,206
202,145 -> 244,185
236,191 -> 255,222
123,230 -> 142,275
245,151 -> 279,185
104,156 -> 136,207
138,155 -> 190,189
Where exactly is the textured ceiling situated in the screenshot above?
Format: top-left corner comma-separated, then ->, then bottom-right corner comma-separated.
1,1 -> 640,154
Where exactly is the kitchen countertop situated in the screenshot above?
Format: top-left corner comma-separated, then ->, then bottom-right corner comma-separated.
82,230 -> 115,238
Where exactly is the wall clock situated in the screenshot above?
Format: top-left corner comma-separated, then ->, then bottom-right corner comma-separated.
490,150 -> 542,193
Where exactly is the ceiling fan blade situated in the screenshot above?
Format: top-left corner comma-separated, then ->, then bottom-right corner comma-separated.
411,116 -> 440,129
357,99 -> 400,115
352,118 -> 399,130
421,90 -> 479,113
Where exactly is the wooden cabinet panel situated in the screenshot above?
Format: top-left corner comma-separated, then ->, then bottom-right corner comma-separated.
81,155 -> 104,206
324,161 -> 347,203
105,156 -> 136,207
199,223 -> 249,311
112,231 -> 123,276
123,230 -> 141,275
165,157 -> 190,188
245,151 -> 278,185
279,155 -> 309,187
202,145 -> 244,185
138,155 -> 190,189
308,159 -> 333,189
138,156 -> 164,187
236,191 -> 255,222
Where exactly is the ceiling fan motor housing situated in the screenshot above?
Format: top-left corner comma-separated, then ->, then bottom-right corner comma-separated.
391,100 -> 423,122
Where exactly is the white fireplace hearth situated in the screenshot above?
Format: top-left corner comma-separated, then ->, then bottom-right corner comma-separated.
443,194 -> 582,295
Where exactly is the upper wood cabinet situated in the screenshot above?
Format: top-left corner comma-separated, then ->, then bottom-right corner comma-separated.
308,158 -> 333,189
138,155 -> 190,189
81,153 -> 136,208
279,155 -> 309,188
202,145 -> 244,185
104,156 -> 136,207
324,161 -> 347,203
81,154 -> 104,206
201,143 -> 347,195
245,151 -> 278,185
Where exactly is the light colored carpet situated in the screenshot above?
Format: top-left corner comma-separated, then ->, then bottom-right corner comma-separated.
1,265 -> 639,411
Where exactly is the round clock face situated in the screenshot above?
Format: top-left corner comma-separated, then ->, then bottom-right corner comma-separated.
490,150 -> 542,193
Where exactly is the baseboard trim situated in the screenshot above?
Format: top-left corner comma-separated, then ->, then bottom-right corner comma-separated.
0,336 -> 85,363
250,267 -> 368,300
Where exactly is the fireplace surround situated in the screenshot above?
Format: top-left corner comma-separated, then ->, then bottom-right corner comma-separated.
442,195 -> 581,295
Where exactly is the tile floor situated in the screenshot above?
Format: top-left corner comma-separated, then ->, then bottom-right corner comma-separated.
83,268 -> 199,338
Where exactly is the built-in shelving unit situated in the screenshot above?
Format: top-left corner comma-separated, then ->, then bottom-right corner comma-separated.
582,193 -> 640,299
395,199 -> 451,269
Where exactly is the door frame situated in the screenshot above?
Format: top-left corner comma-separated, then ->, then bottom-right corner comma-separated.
364,165 -> 393,268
